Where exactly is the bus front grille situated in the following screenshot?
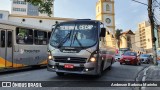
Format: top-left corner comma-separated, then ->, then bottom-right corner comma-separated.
54,57 -> 87,63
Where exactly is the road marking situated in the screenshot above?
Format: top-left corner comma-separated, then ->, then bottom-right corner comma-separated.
0,73 -> 31,79
141,66 -> 153,90
142,76 -> 146,81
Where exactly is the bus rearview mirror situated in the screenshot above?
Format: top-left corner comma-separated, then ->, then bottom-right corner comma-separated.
52,25 -> 56,31
100,28 -> 106,37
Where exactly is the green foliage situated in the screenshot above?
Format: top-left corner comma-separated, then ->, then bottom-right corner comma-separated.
115,29 -> 123,40
25,0 -> 53,16
115,29 -> 123,48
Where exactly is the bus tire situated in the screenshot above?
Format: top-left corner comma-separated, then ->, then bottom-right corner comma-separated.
32,65 -> 41,68
56,72 -> 65,76
108,61 -> 112,70
95,62 -> 104,77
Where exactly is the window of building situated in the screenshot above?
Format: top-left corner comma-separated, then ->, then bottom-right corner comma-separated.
0,14 -> 3,19
13,8 -> 26,12
16,28 -> 33,44
34,30 -> 47,45
13,1 -> 26,5
106,4 -> 110,11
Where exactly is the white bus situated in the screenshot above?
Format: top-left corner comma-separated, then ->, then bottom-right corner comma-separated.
47,19 -> 115,76
0,20 -> 51,71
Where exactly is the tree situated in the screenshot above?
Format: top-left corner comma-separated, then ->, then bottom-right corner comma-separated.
115,29 -> 123,49
25,0 -> 53,16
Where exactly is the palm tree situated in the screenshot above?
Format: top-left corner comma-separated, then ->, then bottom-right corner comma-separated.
115,29 -> 123,49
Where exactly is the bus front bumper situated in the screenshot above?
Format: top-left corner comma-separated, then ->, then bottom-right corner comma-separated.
47,60 -> 98,75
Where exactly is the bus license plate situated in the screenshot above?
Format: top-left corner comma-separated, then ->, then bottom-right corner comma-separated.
125,60 -> 130,61
64,64 -> 74,69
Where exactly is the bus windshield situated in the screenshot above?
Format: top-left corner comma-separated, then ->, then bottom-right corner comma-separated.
50,22 -> 98,48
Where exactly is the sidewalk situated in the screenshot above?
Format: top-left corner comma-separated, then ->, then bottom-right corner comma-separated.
139,65 -> 160,90
145,65 -> 160,81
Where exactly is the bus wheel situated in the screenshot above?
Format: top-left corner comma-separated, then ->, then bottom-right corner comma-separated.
32,65 -> 41,68
99,62 -> 104,76
108,59 -> 113,70
94,62 -> 104,78
56,72 -> 65,76
108,64 -> 112,70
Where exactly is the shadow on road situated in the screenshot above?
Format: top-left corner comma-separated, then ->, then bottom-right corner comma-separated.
0,66 -> 46,75
49,68 -> 112,81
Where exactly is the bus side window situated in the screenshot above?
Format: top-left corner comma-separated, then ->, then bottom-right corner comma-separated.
34,30 -> 47,45
8,31 -> 12,47
1,31 -> 5,47
16,28 -> 33,44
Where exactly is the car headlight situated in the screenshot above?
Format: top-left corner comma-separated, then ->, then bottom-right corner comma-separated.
48,50 -> 53,60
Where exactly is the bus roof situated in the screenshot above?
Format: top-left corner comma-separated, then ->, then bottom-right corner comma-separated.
0,20 -> 51,31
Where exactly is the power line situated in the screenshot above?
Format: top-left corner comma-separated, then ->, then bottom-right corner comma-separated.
132,0 -> 148,6
154,0 -> 160,7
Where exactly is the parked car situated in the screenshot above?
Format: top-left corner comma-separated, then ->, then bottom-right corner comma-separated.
139,54 -> 153,64
115,54 -> 121,61
119,51 -> 141,65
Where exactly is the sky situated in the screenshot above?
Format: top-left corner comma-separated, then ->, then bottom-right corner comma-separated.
0,0 -> 149,31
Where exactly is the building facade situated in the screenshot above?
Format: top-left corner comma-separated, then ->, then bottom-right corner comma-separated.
11,0 -> 54,17
138,21 -> 152,50
0,10 -> 74,30
0,10 -> 9,20
8,14 -> 74,29
96,0 -> 116,48
134,30 -> 141,48
120,30 -> 135,49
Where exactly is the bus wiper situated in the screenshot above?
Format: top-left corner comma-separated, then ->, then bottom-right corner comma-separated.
73,31 -> 84,49
72,32 -> 92,53
57,31 -> 71,48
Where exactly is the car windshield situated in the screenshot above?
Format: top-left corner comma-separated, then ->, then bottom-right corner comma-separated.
140,54 -> 150,57
123,52 -> 137,56
115,54 -> 120,56
50,21 -> 98,48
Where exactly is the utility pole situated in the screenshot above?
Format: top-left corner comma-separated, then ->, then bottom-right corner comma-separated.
148,0 -> 158,65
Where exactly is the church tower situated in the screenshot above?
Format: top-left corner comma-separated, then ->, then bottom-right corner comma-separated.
96,0 -> 116,48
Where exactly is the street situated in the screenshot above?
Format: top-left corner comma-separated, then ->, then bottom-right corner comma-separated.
0,62 -> 150,90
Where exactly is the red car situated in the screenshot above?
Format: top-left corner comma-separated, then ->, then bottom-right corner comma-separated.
119,51 -> 141,65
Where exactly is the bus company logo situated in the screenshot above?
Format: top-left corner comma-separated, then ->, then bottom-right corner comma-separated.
62,50 -> 77,53
2,82 -> 11,87
20,49 -> 24,54
64,47 -> 75,49
67,58 -> 71,61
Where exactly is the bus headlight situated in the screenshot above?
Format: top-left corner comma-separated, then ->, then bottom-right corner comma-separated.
48,51 -> 53,60
90,57 -> 96,62
48,55 -> 53,60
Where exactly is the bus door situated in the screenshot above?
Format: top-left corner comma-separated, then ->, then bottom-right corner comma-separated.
0,29 -> 13,68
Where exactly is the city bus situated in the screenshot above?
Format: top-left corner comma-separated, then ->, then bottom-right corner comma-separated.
47,19 -> 115,76
0,20 -> 51,71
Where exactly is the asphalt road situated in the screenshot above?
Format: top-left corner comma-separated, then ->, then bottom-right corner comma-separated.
0,62 -> 150,90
